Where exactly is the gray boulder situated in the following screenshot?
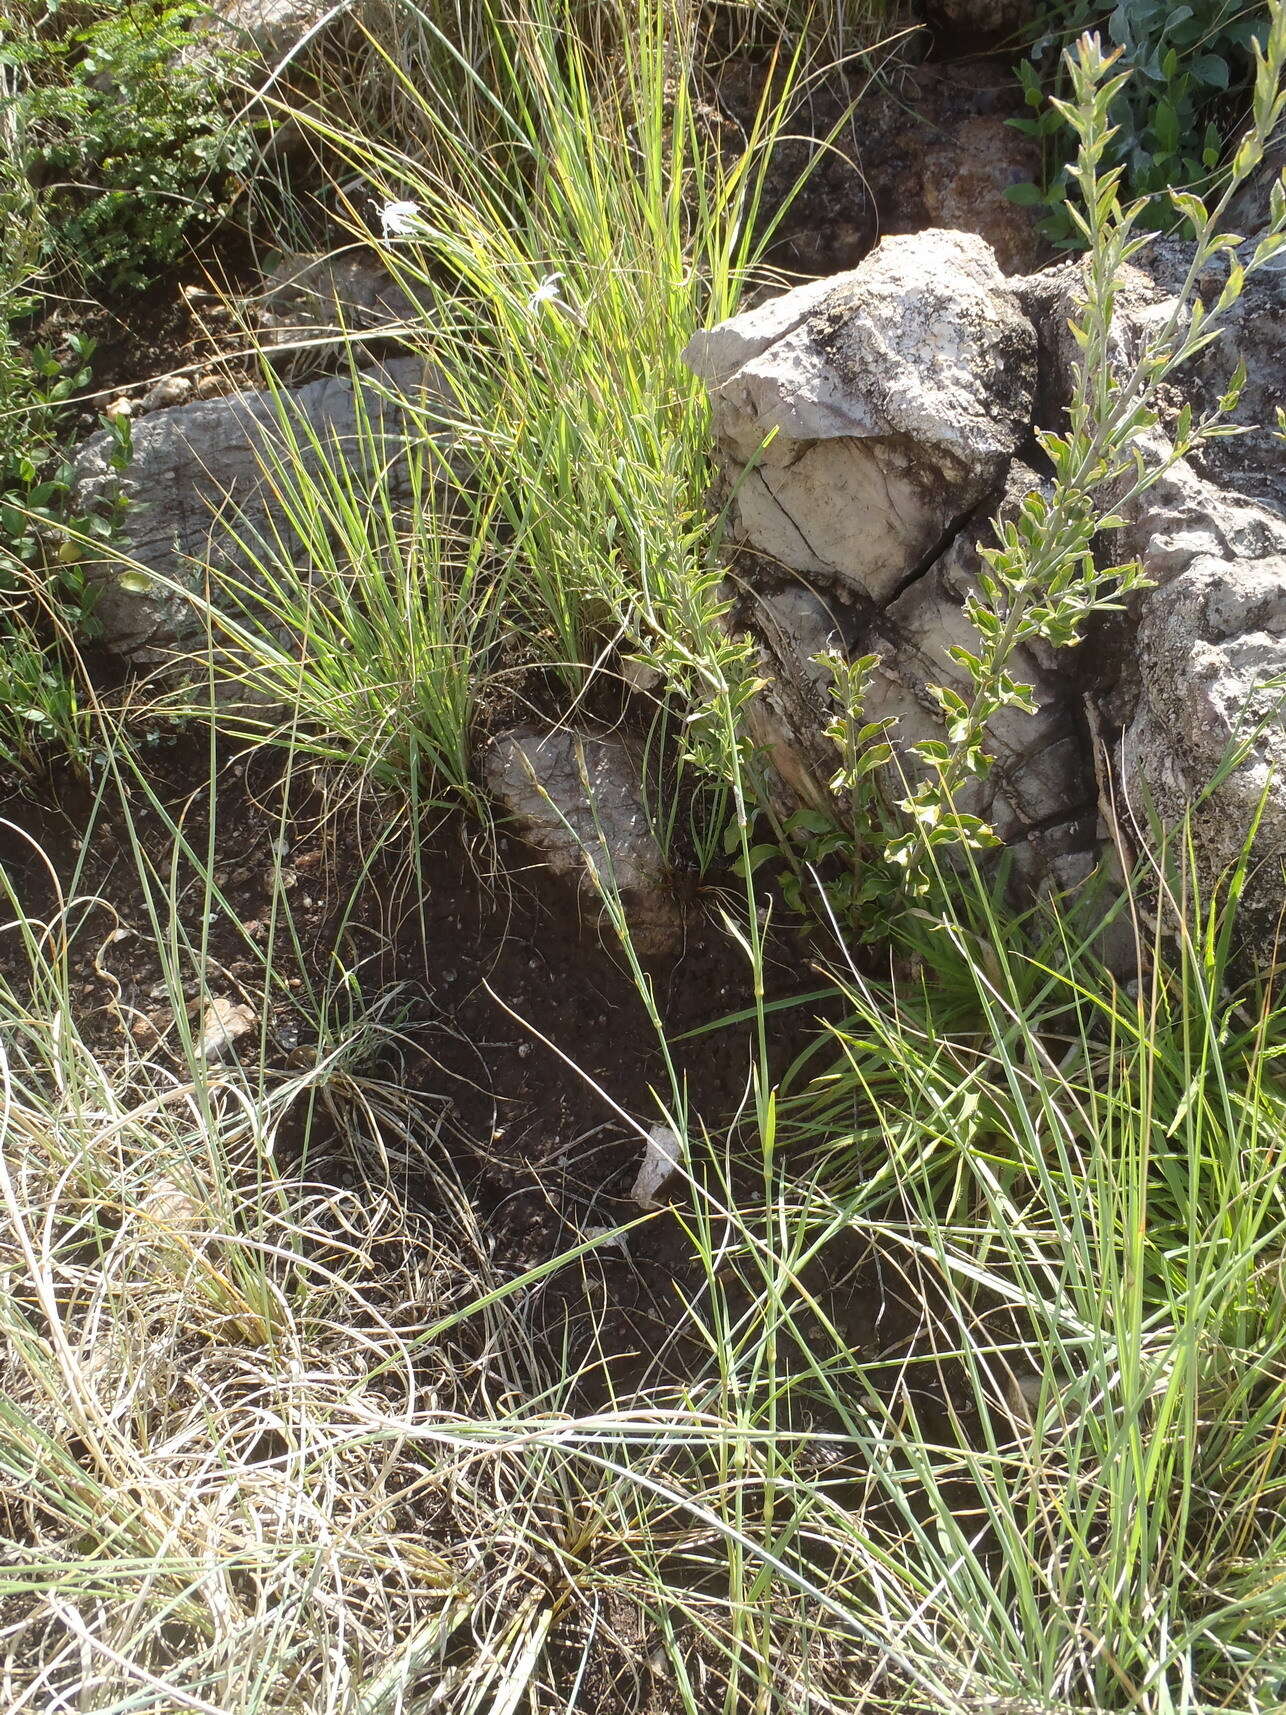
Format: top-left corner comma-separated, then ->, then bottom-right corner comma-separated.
1094,251 -> 1286,930
1122,555 -> 1286,924
685,226 -> 1286,944
682,231 -> 1037,606
203,0 -> 331,66
256,250 -> 429,366
71,357 -> 444,670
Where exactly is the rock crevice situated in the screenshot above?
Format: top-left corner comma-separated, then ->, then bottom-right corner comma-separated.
684,226 -> 1286,941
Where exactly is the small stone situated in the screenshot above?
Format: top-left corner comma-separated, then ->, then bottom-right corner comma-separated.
140,1176 -> 203,1236
141,374 -> 193,412
484,725 -> 682,956
630,1123 -> 683,1212
198,997 -> 256,1061
620,654 -> 663,697
585,1224 -> 628,1256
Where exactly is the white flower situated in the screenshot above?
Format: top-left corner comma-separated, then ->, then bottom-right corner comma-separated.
523,270 -> 587,328
525,271 -> 565,311
379,199 -> 423,239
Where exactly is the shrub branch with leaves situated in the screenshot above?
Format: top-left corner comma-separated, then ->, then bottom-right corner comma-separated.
3,0 -> 251,289
881,8 -> 1286,882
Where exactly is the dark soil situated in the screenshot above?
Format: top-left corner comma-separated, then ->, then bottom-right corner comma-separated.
27,235 -> 267,442
0,736 -> 941,1427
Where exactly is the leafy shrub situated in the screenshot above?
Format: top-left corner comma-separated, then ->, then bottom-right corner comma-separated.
1012,1 -> 1270,242
0,136 -> 129,769
0,358 -> 89,767
1,0 -> 251,289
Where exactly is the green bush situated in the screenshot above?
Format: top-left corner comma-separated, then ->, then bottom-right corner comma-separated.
0,320 -> 115,769
1,0 -> 251,289
1012,1 -> 1270,242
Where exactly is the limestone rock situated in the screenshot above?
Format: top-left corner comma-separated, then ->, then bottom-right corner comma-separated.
1121,555 -> 1286,930
484,727 -> 682,956
741,582 -> 853,814
687,225 -> 1286,945
922,115 -> 1045,275
198,997 -> 257,1062
257,250 -> 427,358
70,357 -> 445,669
1130,240 -> 1286,510
682,231 -> 1036,605
206,0 -> 331,66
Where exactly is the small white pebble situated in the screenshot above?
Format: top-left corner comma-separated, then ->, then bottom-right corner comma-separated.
585,1225 -> 628,1255
199,998 -> 256,1061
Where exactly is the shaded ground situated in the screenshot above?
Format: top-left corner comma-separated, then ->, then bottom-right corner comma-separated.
0,736 -> 939,1431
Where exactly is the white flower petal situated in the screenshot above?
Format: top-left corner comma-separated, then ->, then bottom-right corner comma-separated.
524,271 -> 564,311
380,199 -> 423,239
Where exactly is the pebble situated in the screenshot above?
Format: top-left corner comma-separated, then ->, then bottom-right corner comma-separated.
141,374 -> 193,412
198,996 -> 256,1061
630,1123 -> 683,1211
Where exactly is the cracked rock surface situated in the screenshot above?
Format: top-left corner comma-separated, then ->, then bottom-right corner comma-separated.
1123,554 -> 1286,914
682,231 -> 1037,606
685,228 -> 1286,944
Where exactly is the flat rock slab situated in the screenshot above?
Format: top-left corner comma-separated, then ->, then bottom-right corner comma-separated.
257,250 -> 429,351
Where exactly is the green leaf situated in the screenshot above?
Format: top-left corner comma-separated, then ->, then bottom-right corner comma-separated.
1192,54 -> 1230,90
1152,98 -> 1181,158
1004,181 -> 1048,208
1167,189 -> 1206,233
1218,359 -> 1247,415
